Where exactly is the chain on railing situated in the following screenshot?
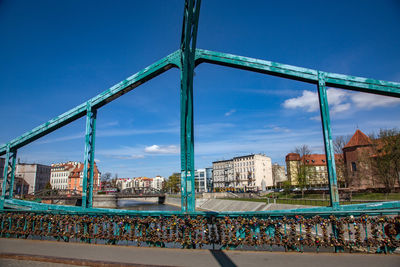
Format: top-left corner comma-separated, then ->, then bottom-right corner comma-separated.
1,212 -> 399,253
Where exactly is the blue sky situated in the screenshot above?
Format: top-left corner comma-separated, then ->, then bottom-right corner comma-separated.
1,0 -> 399,178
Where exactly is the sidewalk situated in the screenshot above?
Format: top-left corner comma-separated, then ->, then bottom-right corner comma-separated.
0,238 -> 399,267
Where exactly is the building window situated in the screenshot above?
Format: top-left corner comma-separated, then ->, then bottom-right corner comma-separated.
351,162 -> 357,172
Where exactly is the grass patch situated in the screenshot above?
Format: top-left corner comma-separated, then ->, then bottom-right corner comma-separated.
350,193 -> 400,201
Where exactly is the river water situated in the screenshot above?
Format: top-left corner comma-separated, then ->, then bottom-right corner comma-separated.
117,199 -> 180,211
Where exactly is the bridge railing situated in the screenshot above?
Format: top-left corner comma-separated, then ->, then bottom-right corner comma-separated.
118,187 -> 165,196
1,209 -> 399,253
1,0 -> 399,219
23,189 -> 83,199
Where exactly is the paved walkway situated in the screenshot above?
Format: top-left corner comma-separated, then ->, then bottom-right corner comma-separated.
0,238 -> 399,267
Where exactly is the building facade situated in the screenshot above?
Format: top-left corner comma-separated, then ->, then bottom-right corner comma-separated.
116,178 -> 133,191
194,168 -> 212,193
15,163 -> 51,194
212,154 -> 273,192
212,160 -> 234,191
272,163 -> 287,187
115,176 -> 165,191
151,176 -> 165,191
68,162 -> 100,193
133,177 -> 153,188
286,153 -> 344,187
50,162 -> 79,190
233,154 -> 273,192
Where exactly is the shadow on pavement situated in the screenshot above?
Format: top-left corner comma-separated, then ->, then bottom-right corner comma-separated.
209,250 -> 238,267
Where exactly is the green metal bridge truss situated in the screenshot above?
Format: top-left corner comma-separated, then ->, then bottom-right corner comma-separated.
1,0 -> 400,216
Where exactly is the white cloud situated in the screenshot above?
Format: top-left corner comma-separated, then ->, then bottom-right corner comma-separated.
94,158 -> 101,162
283,88 -> 350,114
351,93 -> 400,109
114,155 -> 145,160
225,109 -> 236,116
97,144 -> 179,158
283,90 -> 319,112
282,88 -> 399,116
331,103 -> 351,113
310,115 -> 321,121
144,145 -> 179,154
272,126 -> 290,133
327,88 -> 348,104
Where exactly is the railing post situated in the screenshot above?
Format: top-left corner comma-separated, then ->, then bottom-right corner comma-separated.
317,71 -> 340,209
1,144 -> 17,209
82,101 -> 97,208
179,0 -> 201,213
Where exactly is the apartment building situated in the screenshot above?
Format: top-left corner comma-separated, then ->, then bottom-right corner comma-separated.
133,177 -> 153,188
152,175 -> 165,191
212,160 -> 234,191
68,162 -> 100,192
116,178 -> 133,191
50,162 -> 79,190
285,153 -> 343,187
233,154 -> 273,192
194,168 -> 212,193
212,154 -> 273,192
15,163 -> 51,194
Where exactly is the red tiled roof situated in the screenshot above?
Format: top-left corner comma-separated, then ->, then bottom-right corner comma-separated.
301,154 -> 327,166
343,129 -> 372,149
285,153 -> 300,161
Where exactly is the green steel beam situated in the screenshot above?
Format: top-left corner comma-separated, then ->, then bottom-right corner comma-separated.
7,150 -> 17,200
1,0 -> 399,217
317,72 -> 340,209
180,0 -> 201,213
81,103 -> 97,208
0,50 -> 181,156
87,108 -> 97,208
0,145 -> 17,209
194,49 -> 400,97
0,145 -> 11,209
3,198 -> 400,217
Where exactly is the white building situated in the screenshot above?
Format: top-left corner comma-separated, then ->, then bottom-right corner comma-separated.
195,168 -> 212,193
115,178 -> 132,191
212,160 -> 234,191
233,154 -> 273,192
50,162 -> 79,190
151,175 -> 165,191
133,177 -> 153,188
212,154 -> 273,192
15,163 -> 51,194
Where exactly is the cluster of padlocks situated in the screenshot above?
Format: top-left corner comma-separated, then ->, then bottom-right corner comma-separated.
0,212 -> 399,253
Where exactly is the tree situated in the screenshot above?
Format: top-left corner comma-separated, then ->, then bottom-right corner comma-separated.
368,128 -> 400,193
293,145 -> 313,197
164,173 -> 181,194
333,135 -> 351,187
101,172 -> 112,181
282,180 -> 291,196
45,182 -> 52,190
